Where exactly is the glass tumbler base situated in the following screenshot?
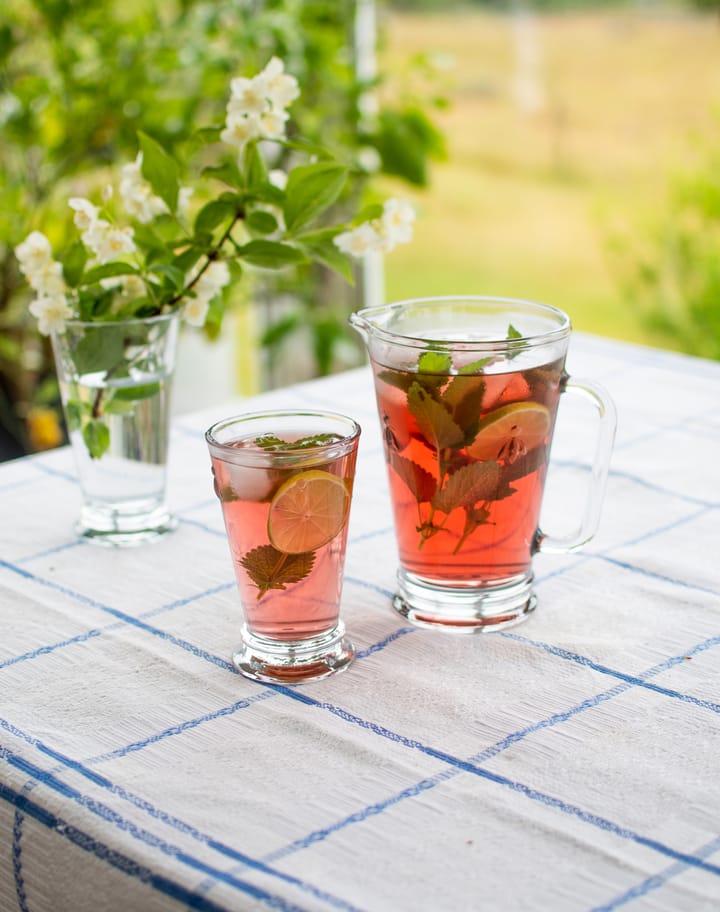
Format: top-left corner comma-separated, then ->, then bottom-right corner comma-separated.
393,569 -> 537,633
76,503 -> 178,548
232,623 -> 355,685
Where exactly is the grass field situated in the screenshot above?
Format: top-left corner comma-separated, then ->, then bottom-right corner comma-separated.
380,9 -> 720,349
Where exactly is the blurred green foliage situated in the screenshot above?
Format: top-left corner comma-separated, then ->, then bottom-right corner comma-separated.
613,127 -> 720,361
0,0 -> 444,457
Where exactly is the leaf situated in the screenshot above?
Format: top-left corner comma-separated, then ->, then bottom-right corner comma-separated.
82,419 -> 110,459
501,444 -> 548,484
244,141 -> 268,188
194,199 -> 237,235
112,382 -> 161,402
377,369 -> 417,393
507,323 -> 523,340
246,210 -> 279,236
254,433 -> 341,451
418,351 -> 451,374
82,262 -> 139,285
237,240 -> 307,269
283,162 -> 348,234
240,545 -> 315,597
431,461 -> 502,514
442,374 -> 486,442
388,451 -> 437,502
407,382 -> 464,450
62,240 -> 87,288
202,162 -> 244,189
297,231 -> 354,284
138,131 -> 179,212
70,326 -> 126,376
64,400 -> 83,431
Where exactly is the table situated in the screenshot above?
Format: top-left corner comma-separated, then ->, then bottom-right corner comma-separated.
1,333 -> 719,912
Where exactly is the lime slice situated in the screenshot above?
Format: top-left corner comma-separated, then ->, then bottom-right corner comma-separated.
267,470 -> 350,554
467,402 -> 551,461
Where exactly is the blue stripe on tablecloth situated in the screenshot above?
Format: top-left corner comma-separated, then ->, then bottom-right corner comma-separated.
0,745 -> 363,912
501,631 -> 720,714
276,687 -> 720,879
0,781 -> 297,912
590,832 -> 720,911
0,558 -> 235,673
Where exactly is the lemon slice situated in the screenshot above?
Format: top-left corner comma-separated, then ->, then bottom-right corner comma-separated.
467,402 -> 551,461
267,470 -> 350,554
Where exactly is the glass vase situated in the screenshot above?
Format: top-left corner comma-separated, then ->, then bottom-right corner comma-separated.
51,312 -> 180,547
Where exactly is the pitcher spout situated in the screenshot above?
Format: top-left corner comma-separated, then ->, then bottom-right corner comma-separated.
349,310 -> 370,344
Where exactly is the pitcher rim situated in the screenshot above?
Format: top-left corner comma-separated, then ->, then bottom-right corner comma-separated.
61,311 -> 181,330
351,295 -> 571,351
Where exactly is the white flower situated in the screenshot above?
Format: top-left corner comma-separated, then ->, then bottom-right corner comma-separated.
261,57 -> 300,110
333,198 -> 416,258
83,219 -> 136,264
15,231 -> 67,298
28,295 -> 73,336
376,198 -> 416,251
196,260 -> 231,297
356,146 -> 382,175
26,259 -> 66,297
220,111 -> 263,150
259,107 -> 289,141
228,76 -> 269,117
268,169 -> 288,190
183,295 -> 210,327
334,222 -> 383,257
119,153 -> 169,224
221,57 -> 300,152
68,198 -> 100,232
178,186 -> 194,218
15,231 -> 53,271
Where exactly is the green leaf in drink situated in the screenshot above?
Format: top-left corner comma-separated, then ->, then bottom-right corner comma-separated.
240,544 -> 316,598
83,418 -> 110,459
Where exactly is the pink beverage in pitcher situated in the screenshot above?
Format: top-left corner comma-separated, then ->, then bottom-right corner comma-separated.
206,410 -> 360,683
373,355 -> 565,584
351,296 -> 616,632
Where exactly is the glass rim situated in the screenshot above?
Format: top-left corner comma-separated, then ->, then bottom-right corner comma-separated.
351,295 -> 571,353
61,311 -> 181,330
205,409 -> 361,465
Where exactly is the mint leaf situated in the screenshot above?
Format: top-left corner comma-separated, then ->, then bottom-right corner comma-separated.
83,419 -> 110,459
507,324 -> 523,340
240,545 -> 315,597
113,382 -> 161,402
389,451 -> 437,502
418,351 -> 451,375
407,382 -> 464,450
254,433 -> 341,451
71,326 -> 126,376
431,461 -> 502,513
441,374 -> 486,442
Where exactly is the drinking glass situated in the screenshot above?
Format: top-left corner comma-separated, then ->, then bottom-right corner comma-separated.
51,312 -> 180,547
206,410 -> 360,683
350,296 -> 616,632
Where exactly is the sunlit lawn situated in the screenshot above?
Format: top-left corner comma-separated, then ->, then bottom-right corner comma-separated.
381,9 -> 720,349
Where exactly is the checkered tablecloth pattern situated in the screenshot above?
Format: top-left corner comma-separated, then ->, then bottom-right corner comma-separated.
1,333 -> 719,912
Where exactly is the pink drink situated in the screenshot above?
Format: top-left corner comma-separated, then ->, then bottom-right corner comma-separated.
372,357 -> 564,584
209,432 -> 358,641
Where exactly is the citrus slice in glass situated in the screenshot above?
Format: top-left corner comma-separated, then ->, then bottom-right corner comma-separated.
467,402 -> 551,461
268,470 -> 350,554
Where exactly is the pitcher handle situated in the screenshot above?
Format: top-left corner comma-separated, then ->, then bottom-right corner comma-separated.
536,376 -> 617,554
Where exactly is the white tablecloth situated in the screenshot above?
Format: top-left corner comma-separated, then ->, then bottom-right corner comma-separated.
1,333 -> 719,911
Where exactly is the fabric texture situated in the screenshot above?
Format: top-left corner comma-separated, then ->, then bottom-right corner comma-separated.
1,333 -> 719,911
